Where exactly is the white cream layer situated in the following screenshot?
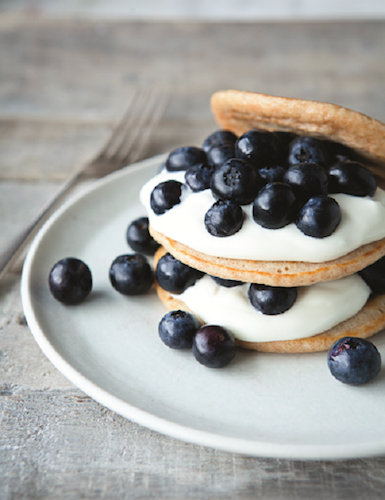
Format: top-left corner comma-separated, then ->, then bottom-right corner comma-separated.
140,169 -> 385,263
173,274 -> 370,343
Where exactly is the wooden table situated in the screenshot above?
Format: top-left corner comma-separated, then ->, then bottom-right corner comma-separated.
1,14 -> 385,499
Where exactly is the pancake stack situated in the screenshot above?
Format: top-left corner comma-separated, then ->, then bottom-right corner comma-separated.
141,90 -> 385,353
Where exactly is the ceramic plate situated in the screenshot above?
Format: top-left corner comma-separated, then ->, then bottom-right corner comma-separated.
21,155 -> 385,461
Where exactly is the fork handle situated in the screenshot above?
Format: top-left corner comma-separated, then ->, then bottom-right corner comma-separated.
0,170 -> 85,282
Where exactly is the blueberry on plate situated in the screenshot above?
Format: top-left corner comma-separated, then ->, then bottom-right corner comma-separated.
49,257 -> 92,305
126,217 -> 160,255
283,162 -> 329,202
328,161 -> 376,197
109,254 -> 154,295
158,310 -> 201,349
155,253 -> 204,294
204,199 -> 244,237
358,256 -> 385,295
287,136 -> 327,167
327,337 -> 382,385
202,130 -> 237,153
295,195 -> 341,238
150,180 -> 183,215
192,325 -> 237,368
252,182 -> 297,229
258,165 -> 286,185
165,146 -> 207,172
206,142 -> 236,169
210,275 -> 244,287
210,158 -> 261,205
248,283 -> 297,315
185,162 -> 216,192
235,129 -> 280,168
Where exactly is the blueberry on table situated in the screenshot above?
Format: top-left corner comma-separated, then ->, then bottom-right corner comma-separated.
252,182 -> 297,229
210,275 -> 244,287
328,161 -> 376,197
204,199 -> 244,237
126,217 -> 160,255
192,325 -> 237,368
359,256 -> 385,295
258,165 -> 286,185
150,180 -> 183,215
158,310 -> 201,349
235,130 -> 280,168
156,253 -> 204,294
109,254 -> 154,295
296,195 -> 341,238
49,258 -> 92,305
206,142 -> 236,169
185,162 -> 216,192
210,158 -> 261,205
165,146 -> 207,172
327,337 -> 382,385
202,130 -> 237,153
248,283 -> 297,315
287,136 -> 327,167
283,162 -> 329,202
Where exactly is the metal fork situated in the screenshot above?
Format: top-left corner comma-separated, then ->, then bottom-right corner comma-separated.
0,86 -> 169,281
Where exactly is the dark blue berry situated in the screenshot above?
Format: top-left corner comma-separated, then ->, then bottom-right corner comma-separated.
185,162 -> 216,192
324,140 -> 359,164
206,142 -> 235,169
327,337 -> 382,385
109,254 -> 154,295
296,195 -> 341,238
252,182 -> 297,229
49,258 -> 92,305
202,130 -> 237,153
359,256 -> 385,295
158,310 -> 200,349
150,180 -> 183,215
210,275 -> 244,287
328,161 -> 376,197
165,146 -> 206,172
204,200 -> 244,237
156,253 -> 204,294
126,217 -> 160,255
210,158 -> 261,205
283,162 -> 329,202
287,136 -> 327,167
192,325 -> 236,368
258,165 -> 286,185
248,283 -> 297,315
235,130 -> 280,167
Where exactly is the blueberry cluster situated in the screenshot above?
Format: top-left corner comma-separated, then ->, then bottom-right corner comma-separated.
150,130 -> 377,239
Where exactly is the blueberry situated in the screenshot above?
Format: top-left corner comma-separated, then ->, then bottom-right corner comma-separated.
165,146 -> 206,172
327,337 -> 382,385
204,200 -> 244,237
150,180 -> 183,215
155,253 -> 204,294
328,161 -> 376,197
287,136 -> 327,167
126,217 -> 160,255
49,258 -> 92,305
210,158 -> 261,205
192,325 -> 236,368
158,310 -> 200,349
206,142 -> 236,169
185,162 -> 216,192
359,256 -> 385,295
248,283 -> 297,315
283,162 -> 329,202
235,130 -> 280,168
258,165 -> 286,185
252,182 -> 297,229
210,275 -> 244,287
296,195 -> 341,238
109,254 -> 154,295
202,130 -> 237,153
324,140 -> 359,164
